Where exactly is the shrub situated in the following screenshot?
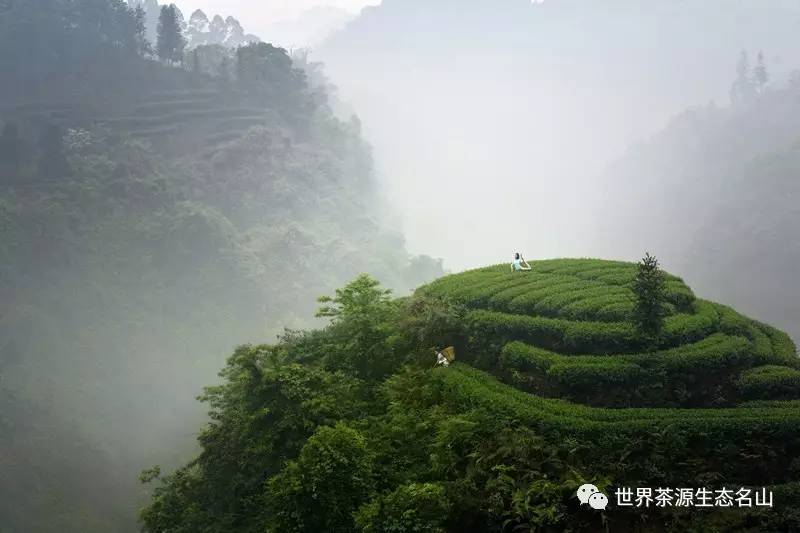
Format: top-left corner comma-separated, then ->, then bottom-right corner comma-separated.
316,274 -> 403,380
661,300 -> 719,346
761,323 -> 799,360
265,423 -> 374,533
436,364 -> 800,486
499,335 -> 753,406
546,359 -> 645,391
467,309 -> 642,355
739,365 -> 800,400
355,483 -> 449,533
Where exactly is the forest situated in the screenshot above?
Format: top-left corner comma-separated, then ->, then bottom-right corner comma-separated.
0,1 -> 439,530
2,1 -> 799,532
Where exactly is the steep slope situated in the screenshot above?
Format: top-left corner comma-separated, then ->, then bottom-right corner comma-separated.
140,260 -> 800,532
0,4 -> 441,531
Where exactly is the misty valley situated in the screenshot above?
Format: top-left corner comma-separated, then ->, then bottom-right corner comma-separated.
1,1 -> 799,532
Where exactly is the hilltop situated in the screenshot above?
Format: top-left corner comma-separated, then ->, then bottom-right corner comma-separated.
141,259 -> 800,532
129,0 -> 260,49
421,259 -> 799,407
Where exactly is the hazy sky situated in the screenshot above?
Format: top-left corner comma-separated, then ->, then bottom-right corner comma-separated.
316,0 -> 800,273
174,0 -> 379,36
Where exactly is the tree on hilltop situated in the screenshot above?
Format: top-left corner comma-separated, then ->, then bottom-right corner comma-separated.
157,4 -> 186,64
730,50 -> 756,105
754,51 -> 769,94
130,5 -> 152,57
633,252 -> 667,347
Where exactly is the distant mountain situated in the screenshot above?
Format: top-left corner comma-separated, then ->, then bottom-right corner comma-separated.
264,6 -> 355,49
315,0 -> 800,271
129,0 -> 260,49
594,83 -> 800,343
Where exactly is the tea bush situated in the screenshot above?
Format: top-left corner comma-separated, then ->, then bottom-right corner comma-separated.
419,259 -> 798,407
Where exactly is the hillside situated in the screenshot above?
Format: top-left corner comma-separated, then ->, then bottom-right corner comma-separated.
421,260 -> 799,407
141,260 -> 800,532
0,2 -> 441,531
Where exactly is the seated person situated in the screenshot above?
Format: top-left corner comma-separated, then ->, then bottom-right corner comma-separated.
511,252 -> 532,271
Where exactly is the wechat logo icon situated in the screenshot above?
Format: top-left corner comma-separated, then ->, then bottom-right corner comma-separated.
577,483 -> 609,510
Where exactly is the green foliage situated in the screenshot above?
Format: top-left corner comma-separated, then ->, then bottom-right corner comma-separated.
437,364 -> 800,486
138,465 -> 211,532
633,252 -> 667,344
738,365 -> 800,400
234,43 -> 310,122
140,344 -> 370,532
420,259 -> 694,321
467,309 -> 641,356
317,274 -> 404,380
140,265 -> 800,531
430,260 -> 796,407
1,3 -> 445,527
138,465 -> 161,483
0,0 -> 148,100
396,294 -> 467,367
355,483 -> 449,533
265,423 -> 374,533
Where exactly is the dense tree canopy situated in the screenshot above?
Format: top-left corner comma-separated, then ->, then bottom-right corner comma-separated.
0,1 -> 442,530
0,0 -> 147,99
156,4 -> 186,64
140,266 -> 800,532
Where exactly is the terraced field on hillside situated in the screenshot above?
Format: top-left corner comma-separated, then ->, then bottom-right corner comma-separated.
417,259 -> 800,488
98,89 -> 279,151
2,88 -> 281,154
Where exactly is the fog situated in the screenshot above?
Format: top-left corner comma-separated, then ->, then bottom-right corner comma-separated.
173,0 -> 378,40
3,1 -> 800,530
314,0 -> 800,272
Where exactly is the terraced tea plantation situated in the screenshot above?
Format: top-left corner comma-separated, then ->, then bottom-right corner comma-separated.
2,87 -> 281,157
418,259 -> 800,487
97,89 -> 278,152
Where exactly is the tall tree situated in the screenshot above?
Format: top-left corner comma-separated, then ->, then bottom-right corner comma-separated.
157,4 -> 186,64
730,50 -> 756,105
754,51 -> 769,94
132,5 -> 152,56
633,252 -> 667,347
